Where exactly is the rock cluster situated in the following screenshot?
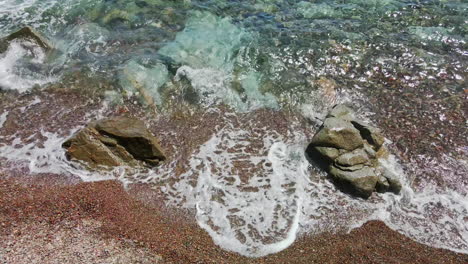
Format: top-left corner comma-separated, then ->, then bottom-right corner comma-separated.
62,117 -> 166,169
306,105 -> 401,198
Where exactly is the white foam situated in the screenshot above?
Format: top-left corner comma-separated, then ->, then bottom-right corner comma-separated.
174,66 -> 278,112
0,130 -> 117,182
379,188 -> 468,254
0,111 -> 8,129
0,40 -> 56,92
154,125 -> 308,257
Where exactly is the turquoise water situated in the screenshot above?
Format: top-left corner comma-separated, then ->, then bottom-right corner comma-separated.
0,0 -> 467,258
0,0 -> 466,109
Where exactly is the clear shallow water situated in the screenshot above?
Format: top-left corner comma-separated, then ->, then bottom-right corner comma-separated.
0,0 -> 467,258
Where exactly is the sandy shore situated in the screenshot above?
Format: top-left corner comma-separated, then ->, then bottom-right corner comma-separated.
1,176 -> 466,264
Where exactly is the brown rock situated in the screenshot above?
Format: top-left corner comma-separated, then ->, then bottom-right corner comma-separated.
95,117 -> 166,161
63,116 -> 166,169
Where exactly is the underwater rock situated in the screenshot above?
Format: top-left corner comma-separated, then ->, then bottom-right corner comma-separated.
0,27 -> 51,54
307,104 -> 401,198
119,60 -> 169,107
63,116 -> 166,169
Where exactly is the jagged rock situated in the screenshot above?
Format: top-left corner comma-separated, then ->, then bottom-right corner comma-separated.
310,117 -> 363,151
329,166 -> 378,198
351,120 -> 385,149
0,27 -> 51,54
306,104 -> 402,198
377,165 -> 403,193
376,175 -> 390,192
94,117 -> 165,160
63,116 -> 166,169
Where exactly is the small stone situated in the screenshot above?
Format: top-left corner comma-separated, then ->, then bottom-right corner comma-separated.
377,165 -> 402,194
363,142 -> 376,158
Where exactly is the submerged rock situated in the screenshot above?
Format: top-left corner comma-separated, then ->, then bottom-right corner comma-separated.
306,104 -> 402,198
0,27 -> 51,54
63,116 -> 166,169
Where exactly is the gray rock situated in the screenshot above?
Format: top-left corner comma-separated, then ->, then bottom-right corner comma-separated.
329,166 -> 378,198
335,148 -> 369,167
377,165 -> 402,194
306,104 -> 402,198
327,104 -> 355,120
314,146 -> 341,160
376,175 -> 390,193
310,117 -> 363,151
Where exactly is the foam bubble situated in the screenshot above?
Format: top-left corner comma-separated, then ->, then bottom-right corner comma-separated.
379,187 -> 468,254
151,124 -> 468,256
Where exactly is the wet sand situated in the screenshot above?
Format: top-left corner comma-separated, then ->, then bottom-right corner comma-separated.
1,176 -> 466,264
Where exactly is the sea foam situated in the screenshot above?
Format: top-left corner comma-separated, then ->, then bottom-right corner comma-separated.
0,40 -> 55,92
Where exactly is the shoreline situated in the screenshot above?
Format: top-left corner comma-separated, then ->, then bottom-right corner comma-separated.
1,176 -> 466,264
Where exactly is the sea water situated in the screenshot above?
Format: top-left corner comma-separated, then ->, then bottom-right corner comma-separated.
0,0 -> 467,258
